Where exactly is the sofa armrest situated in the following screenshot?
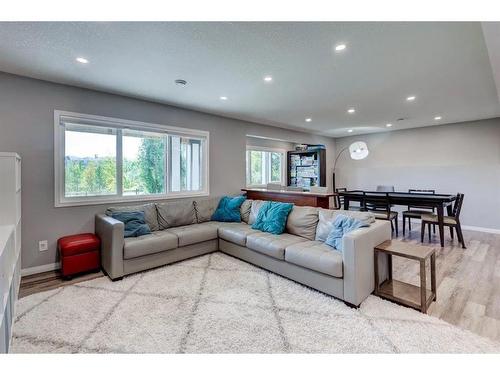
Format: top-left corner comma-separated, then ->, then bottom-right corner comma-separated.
341,220 -> 391,306
95,214 -> 125,280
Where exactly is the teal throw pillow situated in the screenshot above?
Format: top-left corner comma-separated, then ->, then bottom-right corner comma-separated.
251,201 -> 294,234
111,211 -> 151,238
211,195 -> 246,222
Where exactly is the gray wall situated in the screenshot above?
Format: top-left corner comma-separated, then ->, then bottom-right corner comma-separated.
334,118 -> 500,230
0,72 -> 336,269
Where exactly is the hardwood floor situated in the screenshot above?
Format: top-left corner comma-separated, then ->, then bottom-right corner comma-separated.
392,225 -> 500,342
19,270 -> 103,298
18,224 -> 500,343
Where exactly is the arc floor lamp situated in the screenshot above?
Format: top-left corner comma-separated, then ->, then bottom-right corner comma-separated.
332,141 -> 369,193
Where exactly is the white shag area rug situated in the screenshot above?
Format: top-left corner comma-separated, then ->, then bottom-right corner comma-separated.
11,252 -> 500,353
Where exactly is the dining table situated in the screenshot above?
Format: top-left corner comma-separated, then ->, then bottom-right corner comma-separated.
338,190 -> 457,247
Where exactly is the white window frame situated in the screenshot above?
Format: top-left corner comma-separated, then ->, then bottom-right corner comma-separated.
54,110 -> 209,207
245,146 -> 286,188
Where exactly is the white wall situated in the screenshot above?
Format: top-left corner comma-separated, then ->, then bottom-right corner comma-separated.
0,72 -> 336,270
334,118 -> 500,230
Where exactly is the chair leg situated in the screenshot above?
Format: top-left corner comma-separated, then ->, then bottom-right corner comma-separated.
409,218 -> 412,232
428,223 -> 431,242
433,224 -> 436,234
403,216 -> 406,236
390,220 -> 394,233
450,227 -> 454,240
456,224 -> 466,249
394,216 -> 399,237
421,221 -> 425,243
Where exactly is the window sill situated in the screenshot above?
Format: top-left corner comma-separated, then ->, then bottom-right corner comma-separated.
55,191 -> 210,208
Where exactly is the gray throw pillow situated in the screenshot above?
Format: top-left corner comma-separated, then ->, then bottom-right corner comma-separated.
106,203 -> 159,231
240,199 -> 253,223
248,200 -> 266,225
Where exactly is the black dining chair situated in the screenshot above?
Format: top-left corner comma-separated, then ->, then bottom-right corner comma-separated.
402,189 -> 436,236
420,193 -> 466,249
364,192 -> 399,236
335,187 -> 362,210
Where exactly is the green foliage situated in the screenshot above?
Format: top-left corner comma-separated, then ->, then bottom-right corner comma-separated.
65,137 -> 166,197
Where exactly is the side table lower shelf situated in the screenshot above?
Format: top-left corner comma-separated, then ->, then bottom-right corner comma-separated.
377,279 -> 435,312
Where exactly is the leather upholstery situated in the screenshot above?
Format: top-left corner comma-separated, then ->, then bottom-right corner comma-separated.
156,201 -> 197,229
124,231 -> 178,259
58,233 -> 100,256
285,206 -> 319,240
246,232 -> 307,260
285,241 -> 343,277
166,222 -> 218,247
218,222 -> 259,246
193,197 -> 221,223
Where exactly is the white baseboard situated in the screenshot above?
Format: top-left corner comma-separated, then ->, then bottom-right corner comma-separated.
404,218 -> 500,234
21,262 -> 60,277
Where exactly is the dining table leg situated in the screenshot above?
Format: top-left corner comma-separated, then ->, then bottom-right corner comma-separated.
437,204 -> 445,247
344,197 -> 349,210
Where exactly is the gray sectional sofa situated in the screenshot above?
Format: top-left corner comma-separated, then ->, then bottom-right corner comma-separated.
95,197 -> 391,306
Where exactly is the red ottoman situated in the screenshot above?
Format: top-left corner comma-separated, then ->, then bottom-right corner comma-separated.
58,233 -> 101,278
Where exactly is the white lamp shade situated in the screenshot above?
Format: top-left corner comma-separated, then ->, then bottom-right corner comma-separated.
349,141 -> 369,160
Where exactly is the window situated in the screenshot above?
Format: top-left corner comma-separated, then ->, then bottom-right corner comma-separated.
55,111 -> 209,207
246,147 -> 285,187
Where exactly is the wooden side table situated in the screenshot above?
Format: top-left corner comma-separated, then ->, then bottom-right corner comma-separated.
374,240 -> 436,313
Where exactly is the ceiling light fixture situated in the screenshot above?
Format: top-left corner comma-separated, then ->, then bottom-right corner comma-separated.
347,129 -> 353,133
386,123 -> 393,127
347,108 -> 355,114
175,79 -> 187,86
434,116 -> 442,120
264,76 -> 273,82
305,118 -> 312,122
220,96 -> 228,101
406,96 -> 416,101
76,57 -> 89,64
335,44 -> 347,51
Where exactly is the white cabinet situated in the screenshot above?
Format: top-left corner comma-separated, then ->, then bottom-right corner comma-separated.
0,152 -> 21,353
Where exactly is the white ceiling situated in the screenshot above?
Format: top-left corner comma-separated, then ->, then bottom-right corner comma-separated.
0,22 -> 499,137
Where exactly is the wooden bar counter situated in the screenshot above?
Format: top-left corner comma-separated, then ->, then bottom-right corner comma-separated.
241,188 -> 335,208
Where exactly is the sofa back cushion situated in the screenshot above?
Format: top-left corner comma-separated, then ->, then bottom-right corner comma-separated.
248,200 -> 266,225
193,196 -> 221,223
315,209 -> 375,242
106,203 -> 159,231
240,199 -> 253,223
286,206 -> 319,240
156,200 -> 197,229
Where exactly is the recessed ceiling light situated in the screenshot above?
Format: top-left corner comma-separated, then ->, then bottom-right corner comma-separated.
175,79 -> 187,86
76,57 -> 89,64
406,96 -> 416,101
335,44 -> 347,51
220,96 -> 228,101
347,129 -> 353,133
305,118 -> 312,122
386,123 -> 393,127
264,76 -> 273,82
347,108 -> 355,114
434,116 -> 442,120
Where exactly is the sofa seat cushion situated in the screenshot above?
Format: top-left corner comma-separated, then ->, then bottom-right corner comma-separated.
166,222 -> 219,247
246,232 -> 308,260
123,231 -> 178,259
217,222 -> 260,246
285,241 -> 343,278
